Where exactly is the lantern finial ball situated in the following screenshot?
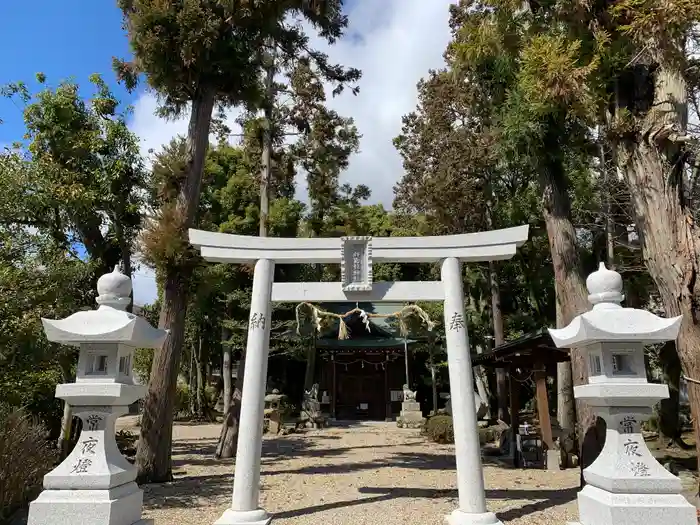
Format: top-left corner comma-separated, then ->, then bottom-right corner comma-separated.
586,262 -> 624,308
96,265 -> 132,310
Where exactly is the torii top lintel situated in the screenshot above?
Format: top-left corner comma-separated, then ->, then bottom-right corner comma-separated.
188,225 -> 529,265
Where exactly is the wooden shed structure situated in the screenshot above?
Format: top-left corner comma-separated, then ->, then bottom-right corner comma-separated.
472,329 -> 570,452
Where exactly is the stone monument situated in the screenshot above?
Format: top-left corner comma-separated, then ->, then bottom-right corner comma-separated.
28,267 -> 167,525
397,384 -> 425,428
549,263 -> 696,525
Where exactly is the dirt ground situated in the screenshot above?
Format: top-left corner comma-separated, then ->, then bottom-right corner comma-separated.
118,418 -> 582,525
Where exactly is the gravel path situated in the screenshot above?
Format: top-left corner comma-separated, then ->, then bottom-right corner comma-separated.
129,420 -> 580,525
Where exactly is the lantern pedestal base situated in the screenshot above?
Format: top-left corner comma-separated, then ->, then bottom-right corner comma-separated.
27,482 -> 145,525
576,484 -> 696,525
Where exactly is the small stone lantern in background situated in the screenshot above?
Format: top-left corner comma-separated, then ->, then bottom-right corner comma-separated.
549,263 -> 696,525
264,389 -> 286,435
28,267 -> 167,525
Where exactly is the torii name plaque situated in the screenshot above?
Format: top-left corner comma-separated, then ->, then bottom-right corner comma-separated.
340,236 -> 373,292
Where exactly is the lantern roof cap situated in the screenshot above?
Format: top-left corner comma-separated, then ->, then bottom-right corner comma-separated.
549,263 -> 681,347
41,266 -> 167,348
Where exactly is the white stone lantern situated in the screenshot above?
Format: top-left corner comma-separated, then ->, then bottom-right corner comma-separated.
28,267 -> 167,525
549,263 -> 696,525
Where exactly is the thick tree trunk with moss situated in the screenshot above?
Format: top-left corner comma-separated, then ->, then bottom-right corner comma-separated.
540,154 -> 600,479
136,271 -> 189,482
136,87 -> 216,483
616,62 -> 700,481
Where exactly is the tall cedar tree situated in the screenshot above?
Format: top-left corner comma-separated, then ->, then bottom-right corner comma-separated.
115,0 -> 354,482
414,1 -> 601,474
442,0 -> 700,476
214,17 -> 360,457
393,71 -> 511,419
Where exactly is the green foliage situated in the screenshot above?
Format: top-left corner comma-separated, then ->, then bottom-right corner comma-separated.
423,414 -> 454,444
0,75 -> 146,438
1,74 -> 147,277
133,348 -> 154,383
0,367 -> 64,438
174,383 -> 192,419
0,406 -> 57,522
115,0 -> 354,112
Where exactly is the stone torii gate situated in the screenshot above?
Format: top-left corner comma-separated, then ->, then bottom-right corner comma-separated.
189,225 -> 530,525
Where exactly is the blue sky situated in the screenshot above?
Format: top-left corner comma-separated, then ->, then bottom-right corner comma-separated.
0,2 -> 139,145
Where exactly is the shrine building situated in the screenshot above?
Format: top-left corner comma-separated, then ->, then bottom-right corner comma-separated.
303,302 -> 422,421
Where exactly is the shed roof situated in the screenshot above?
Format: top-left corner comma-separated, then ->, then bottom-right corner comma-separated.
471,329 -> 570,368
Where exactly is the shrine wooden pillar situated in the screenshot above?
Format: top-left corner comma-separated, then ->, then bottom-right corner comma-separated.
331,354 -> 337,419
384,354 -> 391,421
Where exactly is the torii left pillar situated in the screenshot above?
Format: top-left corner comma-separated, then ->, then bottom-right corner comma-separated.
215,259 -> 275,525
442,257 -> 501,525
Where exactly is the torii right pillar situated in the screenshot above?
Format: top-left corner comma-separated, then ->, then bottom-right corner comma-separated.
549,263 -> 696,525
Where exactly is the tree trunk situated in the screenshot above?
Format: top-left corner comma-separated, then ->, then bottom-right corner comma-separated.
474,345 -> 492,420
214,47 -> 276,458
135,86 -> 216,483
188,347 -> 196,416
484,181 -> 508,423
616,61 -> 700,481
540,148 -> 600,481
556,299 -> 577,448
303,336 -> 317,391
258,43 -> 275,238
216,355 -> 245,459
488,261 -> 508,423
430,353 -> 439,415
196,333 -> 205,419
57,351 -> 77,460
656,341 -> 691,448
222,327 -> 232,416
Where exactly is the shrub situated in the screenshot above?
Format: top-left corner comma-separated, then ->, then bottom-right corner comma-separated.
116,429 -> 138,463
478,427 -> 496,445
0,405 -> 57,522
0,367 -> 63,439
423,414 -> 454,444
174,382 -> 191,418
643,414 -> 659,432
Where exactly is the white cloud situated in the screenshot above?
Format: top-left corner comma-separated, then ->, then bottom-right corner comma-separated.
132,262 -> 157,307
127,0 -> 454,305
